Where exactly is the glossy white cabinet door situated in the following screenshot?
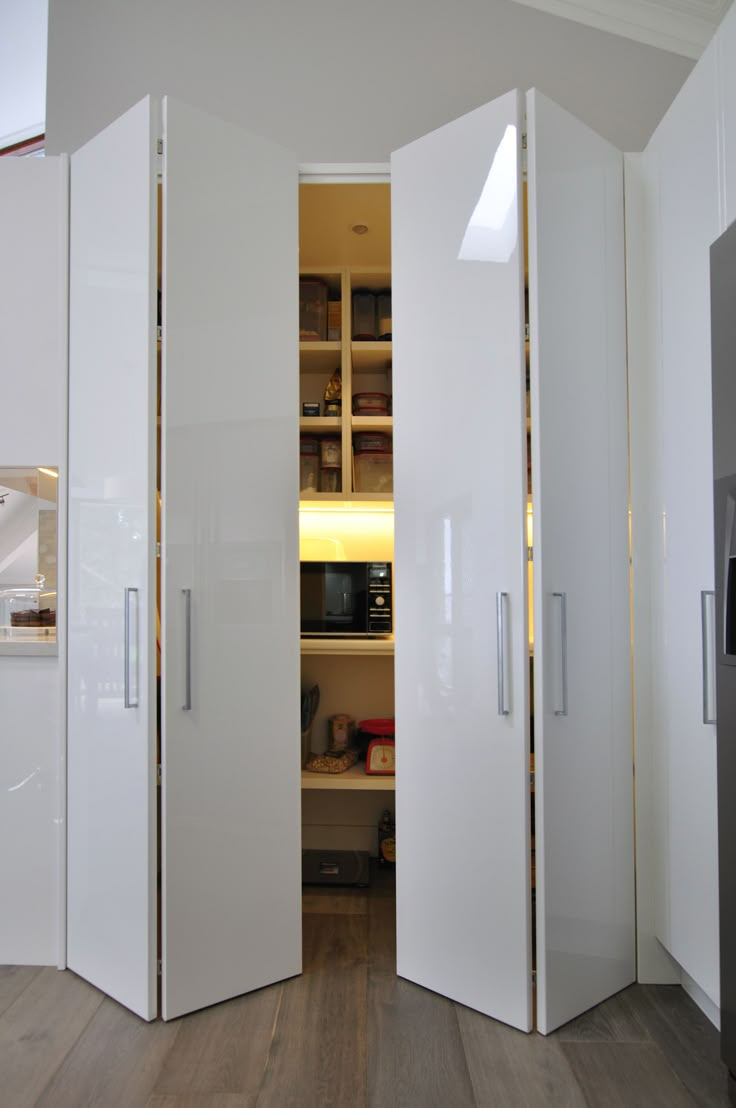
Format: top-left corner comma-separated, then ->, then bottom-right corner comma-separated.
644,47 -> 721,1005
67,98 -> 158,1019
160,98 -> 301,1019
393,91 -> 532,1032
527,90 -> 635,1034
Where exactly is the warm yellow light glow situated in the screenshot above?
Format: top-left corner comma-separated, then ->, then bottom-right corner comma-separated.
37,467 -> 58,478
299,500 -> 394,514
299,507 -> 394,562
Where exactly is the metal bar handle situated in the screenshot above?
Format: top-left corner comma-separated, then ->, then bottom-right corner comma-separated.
701,590 -> 716,725
553,592 -> 568,717
183,588 -> 192,711
124,587 -> 139,709
496,591 -> 510,716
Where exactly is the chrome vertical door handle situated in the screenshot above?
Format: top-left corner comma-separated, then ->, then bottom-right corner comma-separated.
124,587 -> 139,709
552,592 -> 568,717
496,591 -> 510,716
701,590 -> 716,724
183,588 -> 192,711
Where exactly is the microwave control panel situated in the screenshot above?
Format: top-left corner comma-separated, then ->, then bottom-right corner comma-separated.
367,562 -> 392,634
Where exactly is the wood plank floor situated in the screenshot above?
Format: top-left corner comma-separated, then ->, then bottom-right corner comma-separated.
0,872 -> 730,1107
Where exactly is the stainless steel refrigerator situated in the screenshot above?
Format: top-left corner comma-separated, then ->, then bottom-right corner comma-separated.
710,219 -> 736,1103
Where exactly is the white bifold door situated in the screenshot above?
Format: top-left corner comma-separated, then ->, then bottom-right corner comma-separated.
392,88 -> 634,1034
67,96 -> 301,1021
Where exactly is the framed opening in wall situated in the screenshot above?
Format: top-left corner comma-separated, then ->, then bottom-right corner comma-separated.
0,466 -> 58,652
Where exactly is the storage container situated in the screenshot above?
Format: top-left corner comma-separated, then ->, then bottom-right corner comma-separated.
300,436 -> 320,492
353,392 -> 390,415
354,450 -> 393,494
354,432 -> 391,453
300,456 -> 319,492
352,290 -> 377,340
320,467 -> 341,493
327,301 -> 341,341
376,290 -> 392,340
320,436 -> 341,468
299,278 -> 328,341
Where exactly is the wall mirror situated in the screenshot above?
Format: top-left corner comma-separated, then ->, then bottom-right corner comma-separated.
0,467 -> 58,646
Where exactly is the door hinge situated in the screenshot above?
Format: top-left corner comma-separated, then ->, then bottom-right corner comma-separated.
530,769 -> 535,789
156,542 -> 161,559
521,132 -> 527,150
532,969 -> 537,987
157,138 -> 164,156
527,545 -> 533,562
157,763 -> 162,786
157,324 -> 162,343
157,958 -> 162,976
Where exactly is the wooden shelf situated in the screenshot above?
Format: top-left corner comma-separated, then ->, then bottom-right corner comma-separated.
299,492 -> 346,504
301,636 -> 394,656
352,415 -> 393,433
299,341 -> 342,374
348,491 -> 393,503
351,341 -> 392,372
299,416 -> 341,432
301,763 -> 395,791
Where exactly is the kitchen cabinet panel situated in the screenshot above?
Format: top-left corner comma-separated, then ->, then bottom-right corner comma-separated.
527,90 -> 634,1034
67,96 -> 158,1020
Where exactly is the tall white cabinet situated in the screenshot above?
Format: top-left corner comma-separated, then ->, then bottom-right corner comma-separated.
393,89 -> 634,1035
1,85 -> 635,1028
67,96 -> 302,1021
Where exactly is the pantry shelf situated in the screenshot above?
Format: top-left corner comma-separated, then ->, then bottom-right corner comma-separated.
301,764 -> 395,791
299,416 -> 341,432
352,415 -> 393,433
300,636 -> 394,656
299,341 -> 342,373
351,341 -> 392,372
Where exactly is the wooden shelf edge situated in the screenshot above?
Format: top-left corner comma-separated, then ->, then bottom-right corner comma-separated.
300,417 -> 342,431
301,764 -> 395,790
352,415 -> 393,431
300,636 -> 394,656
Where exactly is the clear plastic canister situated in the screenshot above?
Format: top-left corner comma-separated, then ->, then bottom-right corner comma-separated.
352,290 -> 377,340
376,290 -> 392,340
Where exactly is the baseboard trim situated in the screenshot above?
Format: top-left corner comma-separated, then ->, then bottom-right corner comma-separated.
681,968 -> 721,1030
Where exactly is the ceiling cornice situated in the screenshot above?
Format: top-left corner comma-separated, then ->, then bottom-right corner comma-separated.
510,0 -> 731,57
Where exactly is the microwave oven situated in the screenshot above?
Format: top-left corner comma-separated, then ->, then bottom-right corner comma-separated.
300,561 -> 392,637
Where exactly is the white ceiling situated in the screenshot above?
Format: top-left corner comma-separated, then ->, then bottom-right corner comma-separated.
510,0 -> 732,57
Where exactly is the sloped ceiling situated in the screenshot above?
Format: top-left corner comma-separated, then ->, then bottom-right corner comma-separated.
509,0 -> 731,57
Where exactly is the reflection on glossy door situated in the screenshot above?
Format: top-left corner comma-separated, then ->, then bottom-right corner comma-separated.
527,89 -> 635,1034
392,90 -> 532,1032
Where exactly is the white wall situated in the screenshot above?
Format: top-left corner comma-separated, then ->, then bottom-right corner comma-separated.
45,0 -> 693,158
0,156 -> 68,965
0,0 -> 47,146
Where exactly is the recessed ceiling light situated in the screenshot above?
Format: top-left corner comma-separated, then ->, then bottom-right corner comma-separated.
352,224 -> 369,235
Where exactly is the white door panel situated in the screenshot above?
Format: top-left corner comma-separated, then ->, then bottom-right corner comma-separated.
645,51 -> 721,1004
67,97 -> 158,1020
161,98 -> 301,1020
392,91 -> 532,1033
527,89 -> 635,1034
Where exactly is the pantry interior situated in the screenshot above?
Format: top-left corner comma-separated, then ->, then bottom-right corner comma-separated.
297,173 -> 536,950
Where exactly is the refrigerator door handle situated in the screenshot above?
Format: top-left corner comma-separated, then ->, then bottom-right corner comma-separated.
701,589 -> 716,725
